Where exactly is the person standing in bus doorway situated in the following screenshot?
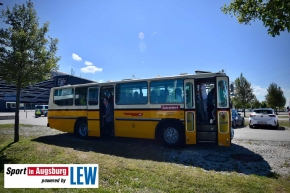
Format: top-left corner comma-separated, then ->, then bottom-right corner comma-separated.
199,83 -> 209,122
103,99 -> 114,139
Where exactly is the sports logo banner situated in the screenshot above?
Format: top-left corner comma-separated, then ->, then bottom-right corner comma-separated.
4,164 -> 99,188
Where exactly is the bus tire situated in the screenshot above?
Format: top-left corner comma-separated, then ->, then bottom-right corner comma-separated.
160,122 -> 183,148
75,119 -> 88,139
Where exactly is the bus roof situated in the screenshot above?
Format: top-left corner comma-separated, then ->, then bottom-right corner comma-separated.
54,71 -> 227,89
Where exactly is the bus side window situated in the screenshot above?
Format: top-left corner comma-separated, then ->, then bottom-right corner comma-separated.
88,87 -> 98,106
53,88 -> 74,106
116,82 -> 148,105
75,86 -> 88,106
150,91 -> 157,103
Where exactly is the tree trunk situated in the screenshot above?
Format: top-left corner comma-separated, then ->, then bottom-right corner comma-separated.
14,86 -> 21,142
243,107 -> 246,117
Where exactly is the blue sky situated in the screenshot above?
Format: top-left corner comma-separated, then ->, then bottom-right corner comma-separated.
1,0 -> 290,107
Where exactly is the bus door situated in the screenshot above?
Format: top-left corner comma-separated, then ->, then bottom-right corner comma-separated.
100,85 -> 115,136
216,77 -> 231,146
87,87 -> 100,137
184,79 -> 196,144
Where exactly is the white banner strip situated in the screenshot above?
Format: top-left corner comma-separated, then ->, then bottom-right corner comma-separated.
4,164 -> 99,188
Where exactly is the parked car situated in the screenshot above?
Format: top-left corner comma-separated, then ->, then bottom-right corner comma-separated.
231,109 -> 245,128
35,105 -> 48,117
249,108 -> 279,129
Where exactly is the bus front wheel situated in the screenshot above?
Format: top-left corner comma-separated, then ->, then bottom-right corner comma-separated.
75,119 -> 88,139
160,122 -> 183,148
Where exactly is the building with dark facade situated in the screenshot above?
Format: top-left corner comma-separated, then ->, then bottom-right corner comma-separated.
0,71 -> 96,112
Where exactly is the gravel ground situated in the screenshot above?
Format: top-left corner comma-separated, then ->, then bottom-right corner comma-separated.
3,125 -> 290,177
163,139 -> 290,177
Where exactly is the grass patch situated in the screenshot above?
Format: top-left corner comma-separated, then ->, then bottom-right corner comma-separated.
278,116 -> 289,118
0,124 -> 290,192
279,121 -> 290,129
0,124 -> 32,129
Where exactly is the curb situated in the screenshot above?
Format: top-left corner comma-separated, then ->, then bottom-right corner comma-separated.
0,116 -> 15,120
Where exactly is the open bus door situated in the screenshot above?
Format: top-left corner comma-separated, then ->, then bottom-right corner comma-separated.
184,79 -> 196,144
216,77 -> 231,146
87,87 -> 101,137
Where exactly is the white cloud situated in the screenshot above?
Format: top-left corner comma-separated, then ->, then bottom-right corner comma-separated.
81,66 -> 103,74
281,88 -> 290,93
98,80 -> 104,83
151,31 -> 157,36
85,61 -> 93,66
252,85 -> 267,97
72,53 -> 82,61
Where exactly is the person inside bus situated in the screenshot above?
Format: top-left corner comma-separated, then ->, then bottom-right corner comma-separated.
150,90 -> 157,103
175,88 -> 183,103
159,90 -> 166,103
199,83 -> 208,121
133,91 -> 139,103
79,95 -> 87,105
196,88 -> 204,122
118,92 -> 127,104
103,99 -> 114,138
164,88 -> 169,103
207,86 -> 216,120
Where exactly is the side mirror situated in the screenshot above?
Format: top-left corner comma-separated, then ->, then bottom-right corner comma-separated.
238,113 -> 241,116
230,83 -> 234,93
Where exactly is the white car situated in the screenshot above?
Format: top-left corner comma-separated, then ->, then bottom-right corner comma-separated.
249,108 -> 279,129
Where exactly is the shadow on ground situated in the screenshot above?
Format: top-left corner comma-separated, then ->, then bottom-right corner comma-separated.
32,133 -> 273,177
251,125 -> 286,130
0,142 -> 18,173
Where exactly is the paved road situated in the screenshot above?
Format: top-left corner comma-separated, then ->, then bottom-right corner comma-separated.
233,126 -> 290,142
0,111 -> 47,126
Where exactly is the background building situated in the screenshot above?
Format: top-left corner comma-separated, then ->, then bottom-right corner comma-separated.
0,71 -> 96,112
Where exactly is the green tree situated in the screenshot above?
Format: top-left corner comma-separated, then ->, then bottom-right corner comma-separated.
251,96 -> 261,109
265,82 -> 286,113
231,96 -> 243,109
261,100 -> 267,108
234,73 -> 255,116
221,0 -> 290,37
0,1 -> 60,142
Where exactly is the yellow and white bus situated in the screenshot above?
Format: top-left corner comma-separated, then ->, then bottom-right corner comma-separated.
47,70 -> 233,147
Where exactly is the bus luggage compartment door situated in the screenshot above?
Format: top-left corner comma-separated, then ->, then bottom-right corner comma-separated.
185,111 -> 196,144
87,87 -> 101,137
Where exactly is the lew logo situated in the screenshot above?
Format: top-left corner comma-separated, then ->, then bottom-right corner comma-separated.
70,167 -> 98,185
4,164 -> 99,188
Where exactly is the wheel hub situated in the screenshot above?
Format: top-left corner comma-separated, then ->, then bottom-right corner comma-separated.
79,123 -> 88,136
164,127 -> 179,144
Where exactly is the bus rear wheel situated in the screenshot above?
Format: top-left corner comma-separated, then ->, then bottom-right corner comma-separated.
160,122 -> 183,148
75,119 -> 88,139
